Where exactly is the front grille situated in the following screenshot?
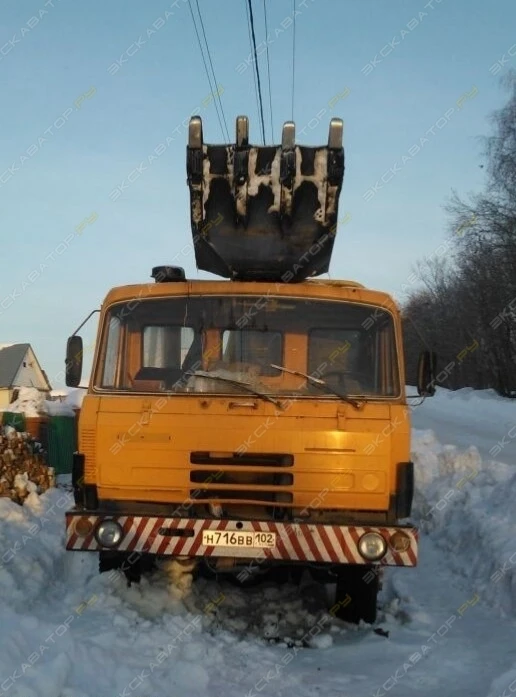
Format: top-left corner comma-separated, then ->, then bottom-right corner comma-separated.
189,451 -> 294,505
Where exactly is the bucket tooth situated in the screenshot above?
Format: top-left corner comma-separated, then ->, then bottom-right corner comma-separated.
327,118 -> 344,185
281,121 -> 295,149
234,115 -> 249,187
234,117 -> 249,212
280,120 -> 296,192
328,118 -> 343,149
236,115 -> 249,147
187,116 -> 204,230
187,116 -> 204,188
188,115 -> 203,149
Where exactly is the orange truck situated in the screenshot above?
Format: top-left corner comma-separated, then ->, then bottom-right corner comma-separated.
64,116 -> 435,623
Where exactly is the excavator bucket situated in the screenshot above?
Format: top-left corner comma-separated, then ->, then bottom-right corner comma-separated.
186,116 -> 345,282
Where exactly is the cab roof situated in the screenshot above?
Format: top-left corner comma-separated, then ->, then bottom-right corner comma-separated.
102,279 -> 399,314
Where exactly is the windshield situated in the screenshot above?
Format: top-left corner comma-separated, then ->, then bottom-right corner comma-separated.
94,295 -> 400,398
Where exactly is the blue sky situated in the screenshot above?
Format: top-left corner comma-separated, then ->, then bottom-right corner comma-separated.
1,0 -> 515,386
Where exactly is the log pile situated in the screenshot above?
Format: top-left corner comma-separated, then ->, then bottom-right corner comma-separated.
0,428 -> 55,503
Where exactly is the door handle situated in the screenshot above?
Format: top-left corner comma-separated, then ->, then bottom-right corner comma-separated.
228,401 -> 258,410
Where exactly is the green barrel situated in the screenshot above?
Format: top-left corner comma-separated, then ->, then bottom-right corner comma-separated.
47,416 -> 77,475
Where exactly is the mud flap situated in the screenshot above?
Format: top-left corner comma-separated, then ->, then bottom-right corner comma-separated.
186,115 -> 345,281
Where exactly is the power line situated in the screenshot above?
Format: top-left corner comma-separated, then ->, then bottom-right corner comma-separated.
187,0 -> 225,138
262,0 -> 274,142
187,0 -> 227,141
244,0 -> 261,136
291,0 -> 296,121
246,0 -> 266,145
194,0 -> 230,141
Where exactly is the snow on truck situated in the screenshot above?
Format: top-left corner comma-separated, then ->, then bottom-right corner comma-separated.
64,116 -> 436,624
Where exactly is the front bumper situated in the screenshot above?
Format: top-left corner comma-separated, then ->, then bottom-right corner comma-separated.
65,511 -> 418,566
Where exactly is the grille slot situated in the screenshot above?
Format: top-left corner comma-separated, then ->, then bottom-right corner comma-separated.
189,489 -> 293,503
190,452 -> 293,467
190,471 -> 293,486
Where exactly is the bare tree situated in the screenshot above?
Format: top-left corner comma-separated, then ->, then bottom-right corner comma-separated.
403,72 -> 516,396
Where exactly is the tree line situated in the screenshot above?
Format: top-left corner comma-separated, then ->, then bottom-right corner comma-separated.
403,73 -> 516,396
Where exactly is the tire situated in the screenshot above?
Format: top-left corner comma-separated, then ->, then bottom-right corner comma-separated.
99,551 -> 123,574
333,565 -> 379,624
98,552 -> 155,585
225,568 -> 272,588
268,565 -> 291,585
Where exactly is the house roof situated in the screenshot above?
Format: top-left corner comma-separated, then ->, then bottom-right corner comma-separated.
0,343 -> 30,388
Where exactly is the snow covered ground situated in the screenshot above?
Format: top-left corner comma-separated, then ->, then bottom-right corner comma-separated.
1,387 -> 516,696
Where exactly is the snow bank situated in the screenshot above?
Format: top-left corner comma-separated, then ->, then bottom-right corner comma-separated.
0,488 -> 74,609
412,428 -> 516,616
5,386 -> 81,417
7,387 -> 47,417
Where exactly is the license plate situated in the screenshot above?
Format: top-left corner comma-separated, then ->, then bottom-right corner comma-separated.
202,530 -> 276,548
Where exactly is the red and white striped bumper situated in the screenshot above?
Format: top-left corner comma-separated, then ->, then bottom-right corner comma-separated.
65,512 -> 418,566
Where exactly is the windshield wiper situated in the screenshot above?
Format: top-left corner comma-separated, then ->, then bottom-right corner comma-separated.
270,364 -> 363,410
186,371 -> 284,409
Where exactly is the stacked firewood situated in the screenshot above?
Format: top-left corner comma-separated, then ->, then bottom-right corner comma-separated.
0,428 -> 55,503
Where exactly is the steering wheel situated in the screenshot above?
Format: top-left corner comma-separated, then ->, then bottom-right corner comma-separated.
319,370 -> 371,389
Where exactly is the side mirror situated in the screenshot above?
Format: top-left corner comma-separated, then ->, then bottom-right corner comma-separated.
417,350 -> 437,396
66,335 -> 83,387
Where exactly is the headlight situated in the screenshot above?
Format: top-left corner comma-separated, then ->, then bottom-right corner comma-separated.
357,532 -> 387,561
95,520 -> 123,548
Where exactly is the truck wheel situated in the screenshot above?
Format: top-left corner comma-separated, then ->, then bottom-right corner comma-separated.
226,568 -> 272,587
99,551 -> 122,574
98,552 -> 155,585
333,565 -> 379,624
